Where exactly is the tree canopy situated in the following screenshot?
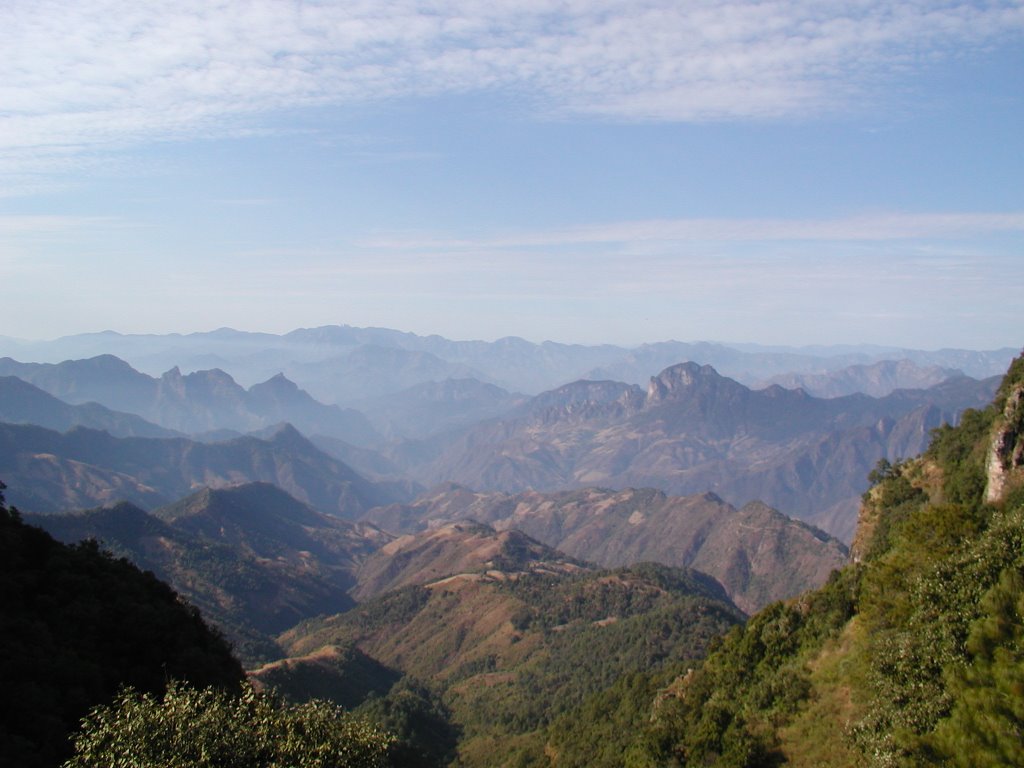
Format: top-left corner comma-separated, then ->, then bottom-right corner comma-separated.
63,681 -> 394,768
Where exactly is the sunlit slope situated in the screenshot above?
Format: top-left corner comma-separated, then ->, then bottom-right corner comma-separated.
628,353 -> 1024,767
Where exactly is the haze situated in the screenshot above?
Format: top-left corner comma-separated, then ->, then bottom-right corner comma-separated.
2,1 -> 1022,349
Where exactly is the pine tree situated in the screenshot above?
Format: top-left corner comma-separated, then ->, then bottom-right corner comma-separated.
930,567 -> 1024,767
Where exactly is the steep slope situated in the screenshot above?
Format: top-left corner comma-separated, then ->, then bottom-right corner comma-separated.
153,481 -> 389,567
622,352 -> 1024,768
0,421 -> 406,516
364,486 -> 847,613
405,363 -> 998,539
250,644 -> 402,710
29,483 -> 389,662
0,483 -> 243,768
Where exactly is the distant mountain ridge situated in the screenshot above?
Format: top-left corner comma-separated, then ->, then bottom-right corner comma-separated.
351,520 -> 589,602
0,421 -> 409,516
351,378 -> 527,440
0,375 -> 178,438
755,358 -> 966,398
0,355 -> 380,445
397,362 -> 1000,540
0,325 -> 1013,400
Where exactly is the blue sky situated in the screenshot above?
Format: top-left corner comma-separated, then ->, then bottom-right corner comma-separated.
1,1 -> 1022,349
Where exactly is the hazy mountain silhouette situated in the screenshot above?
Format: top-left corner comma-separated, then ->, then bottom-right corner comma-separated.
0,421 -> 408,517
0,355 -> 380,445
399,363 -> 999,540
0,375 -> 177,438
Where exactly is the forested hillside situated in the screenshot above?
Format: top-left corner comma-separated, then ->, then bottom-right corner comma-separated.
0,483 -> 244,768
269,561 -> 744,766
622,353 -> 1024,767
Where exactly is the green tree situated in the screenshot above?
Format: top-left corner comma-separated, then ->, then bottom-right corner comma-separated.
0,480 -> 243,768
63,681 -> 394,768
929,567 -> 1024,767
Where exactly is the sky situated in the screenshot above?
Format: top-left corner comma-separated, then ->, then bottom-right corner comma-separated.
1,0 -> 1022,350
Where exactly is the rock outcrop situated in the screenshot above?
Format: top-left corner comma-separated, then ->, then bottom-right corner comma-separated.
985,369 -> 1024,503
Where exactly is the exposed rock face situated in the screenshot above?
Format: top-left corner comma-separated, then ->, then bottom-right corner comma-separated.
986,381 -> 1024,503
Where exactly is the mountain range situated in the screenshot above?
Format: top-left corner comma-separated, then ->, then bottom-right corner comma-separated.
0,326 -> 1014,401
0,421 -> 409,516
4,326 -> 1021,768
27,483 -> 391,662
0,355 -> 380,446
1,347 -> 1000,541
754,358 -> 966,398
28,475 -> 849,657
392,362 -> 999,540
0,375 -> 178,438
363,485 -> 847,614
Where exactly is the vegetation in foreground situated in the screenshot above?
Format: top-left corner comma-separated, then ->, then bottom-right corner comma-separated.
64,681 -> 394,768
7,351 -> 1022,768
0,482 -> 244,768
625,353 -> 1024,767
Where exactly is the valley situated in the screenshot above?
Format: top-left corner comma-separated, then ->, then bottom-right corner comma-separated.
1,325 -> 1020,767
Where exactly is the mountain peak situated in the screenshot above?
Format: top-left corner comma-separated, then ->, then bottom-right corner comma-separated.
646,362 -> 732,404
263,422 -> 310,446
250,372 -> 300,395
79,353 -> 138,372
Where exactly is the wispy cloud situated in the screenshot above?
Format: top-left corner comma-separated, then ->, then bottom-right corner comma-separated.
2,1 -> 1021,180
358,211 -> 1024,250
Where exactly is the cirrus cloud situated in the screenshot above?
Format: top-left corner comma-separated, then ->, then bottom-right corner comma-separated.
1,0 -> 1022,181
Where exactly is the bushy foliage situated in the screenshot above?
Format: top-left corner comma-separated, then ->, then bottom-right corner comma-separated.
928,567 -> 1024,766
356,678 -> 460,768
495,562 -> 727,631
0,481 -> 243,768
63,681 -> 394,768
452,566 -> 742,746
626,355 -> 1024,768
925,406 -> 995,510
854,504 -> 1024,763
859,459 -> 928,562
634,567 -> 858,767
545,670 -> 678,768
